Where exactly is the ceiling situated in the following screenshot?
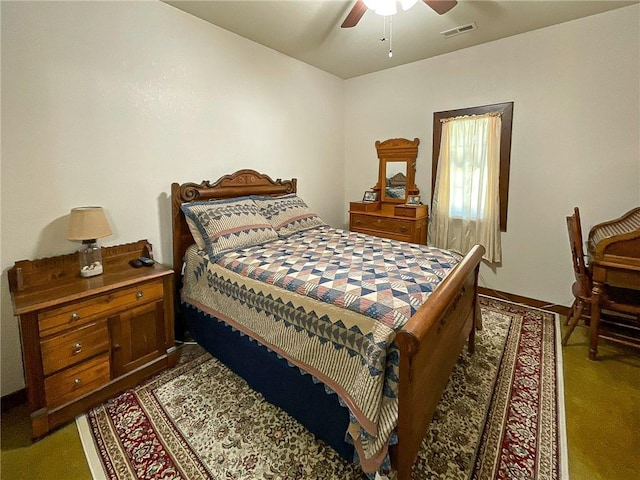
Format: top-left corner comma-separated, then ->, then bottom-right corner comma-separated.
164,0 -> 637,79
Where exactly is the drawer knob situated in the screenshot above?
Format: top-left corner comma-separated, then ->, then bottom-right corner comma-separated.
73,378 -> 82,388
400,226 -> 408,233
136,291 -> 144,299
70,312 -> 80,321
72,343 -> 83,355
355,220 -> 362,225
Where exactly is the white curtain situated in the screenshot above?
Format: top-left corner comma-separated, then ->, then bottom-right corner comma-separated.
429,113 -> 502,263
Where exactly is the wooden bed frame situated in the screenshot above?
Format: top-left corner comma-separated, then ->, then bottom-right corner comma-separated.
171,169 -> 485,480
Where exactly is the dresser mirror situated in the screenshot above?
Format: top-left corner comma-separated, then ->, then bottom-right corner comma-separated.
373,138 -> 420,204
384,160 -> 407,200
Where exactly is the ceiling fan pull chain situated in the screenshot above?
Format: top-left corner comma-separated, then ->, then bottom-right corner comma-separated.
380,15 -> 387,42
389,16 -> 393,58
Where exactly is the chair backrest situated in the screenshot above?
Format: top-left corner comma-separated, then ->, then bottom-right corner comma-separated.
567,207 -> 592,298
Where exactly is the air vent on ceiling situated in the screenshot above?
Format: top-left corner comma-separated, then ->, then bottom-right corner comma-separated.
440,22 -> 477,39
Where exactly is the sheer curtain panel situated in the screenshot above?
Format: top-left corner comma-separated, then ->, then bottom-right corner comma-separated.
429,113 -> 502,262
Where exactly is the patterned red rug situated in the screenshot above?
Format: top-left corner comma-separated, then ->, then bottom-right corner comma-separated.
77,297 -> 567,479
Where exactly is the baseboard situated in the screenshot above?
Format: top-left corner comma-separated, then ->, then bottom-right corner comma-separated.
1,388 -> 27,412
479,287 -> 570,317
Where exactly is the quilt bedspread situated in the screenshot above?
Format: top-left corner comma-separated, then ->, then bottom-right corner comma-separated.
181,227 -> 461,471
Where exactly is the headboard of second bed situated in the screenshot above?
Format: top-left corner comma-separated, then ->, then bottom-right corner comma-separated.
170,169 -> 297,275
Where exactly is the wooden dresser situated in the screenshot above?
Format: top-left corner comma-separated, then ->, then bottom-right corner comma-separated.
8,240 -> 178,439
350,202 -> 428,244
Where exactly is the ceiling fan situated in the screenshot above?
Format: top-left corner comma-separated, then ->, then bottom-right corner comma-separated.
342,0 -> 458,28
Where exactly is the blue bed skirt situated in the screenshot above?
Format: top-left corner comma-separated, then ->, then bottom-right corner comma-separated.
182,303 -> 355,461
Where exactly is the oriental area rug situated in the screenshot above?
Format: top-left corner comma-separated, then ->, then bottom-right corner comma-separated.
77,296 -> 568,480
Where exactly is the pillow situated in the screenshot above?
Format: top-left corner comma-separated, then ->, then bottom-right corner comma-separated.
181,197 -> 278,258
253,194 -> 326,237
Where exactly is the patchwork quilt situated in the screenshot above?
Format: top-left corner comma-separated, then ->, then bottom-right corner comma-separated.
181,227 -> 461,472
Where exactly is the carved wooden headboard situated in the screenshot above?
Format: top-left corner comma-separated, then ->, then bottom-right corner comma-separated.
170,169 -> 297,275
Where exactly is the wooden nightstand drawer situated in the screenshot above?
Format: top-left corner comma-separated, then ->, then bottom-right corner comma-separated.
44,353 -> 110,408
38,281 -> 164,337
41,321 -> 109,376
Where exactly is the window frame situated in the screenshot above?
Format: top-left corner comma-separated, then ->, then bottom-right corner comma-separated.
431,102 -> 514,232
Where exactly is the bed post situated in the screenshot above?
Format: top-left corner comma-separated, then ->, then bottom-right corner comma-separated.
171,182 -> 188,341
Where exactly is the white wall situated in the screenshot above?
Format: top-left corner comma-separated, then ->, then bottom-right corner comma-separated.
0,1 -> 344,396
2,2 -> 638,398
344,5 -> 640,306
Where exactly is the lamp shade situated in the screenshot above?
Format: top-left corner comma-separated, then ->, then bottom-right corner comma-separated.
66,206 -> 112,241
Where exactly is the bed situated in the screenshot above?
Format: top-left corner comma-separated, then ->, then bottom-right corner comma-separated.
171,169 -> 485,479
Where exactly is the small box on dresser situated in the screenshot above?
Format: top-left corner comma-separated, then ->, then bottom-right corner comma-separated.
8,239 -> 178,439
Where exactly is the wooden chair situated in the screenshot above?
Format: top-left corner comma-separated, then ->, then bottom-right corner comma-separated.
562,208 -> 591,345
563,207 -> 640,355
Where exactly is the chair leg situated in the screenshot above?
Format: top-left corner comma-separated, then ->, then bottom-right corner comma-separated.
565,299 -> 578,326
562,301 -> 585,346
589,284 -> 605,360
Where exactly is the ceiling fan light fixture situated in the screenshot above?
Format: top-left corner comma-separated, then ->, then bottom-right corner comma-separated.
342,0 -> 456,29
400,0 -> 419,11
364,0 -> 398,17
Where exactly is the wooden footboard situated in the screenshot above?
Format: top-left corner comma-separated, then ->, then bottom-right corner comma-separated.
394,244 -> 485,480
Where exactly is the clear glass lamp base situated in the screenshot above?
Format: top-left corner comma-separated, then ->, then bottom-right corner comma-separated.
79,240 -> 104,277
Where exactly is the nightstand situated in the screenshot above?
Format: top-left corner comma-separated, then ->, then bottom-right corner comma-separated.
8,240 -> 178,439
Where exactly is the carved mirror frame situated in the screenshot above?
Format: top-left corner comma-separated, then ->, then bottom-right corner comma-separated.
372,138 -> 420,204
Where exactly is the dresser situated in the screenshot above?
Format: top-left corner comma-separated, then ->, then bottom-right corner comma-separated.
8,240 -> 178,439
349,202 -> 428,244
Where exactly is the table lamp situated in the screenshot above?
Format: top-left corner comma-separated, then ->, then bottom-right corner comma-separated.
66,206 -> 112,277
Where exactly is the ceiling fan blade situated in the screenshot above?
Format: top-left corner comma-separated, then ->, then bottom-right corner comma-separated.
423,0 -> 458,15
341,0 -> 367,28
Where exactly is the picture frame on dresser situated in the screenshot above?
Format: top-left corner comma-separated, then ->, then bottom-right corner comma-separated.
362,190 -> 378,202
406,195 -> 421,205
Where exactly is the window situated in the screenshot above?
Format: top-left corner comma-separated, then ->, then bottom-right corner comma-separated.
447,116 -> 492,219
431,102 -> 513,231
430,102 -> 513,262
